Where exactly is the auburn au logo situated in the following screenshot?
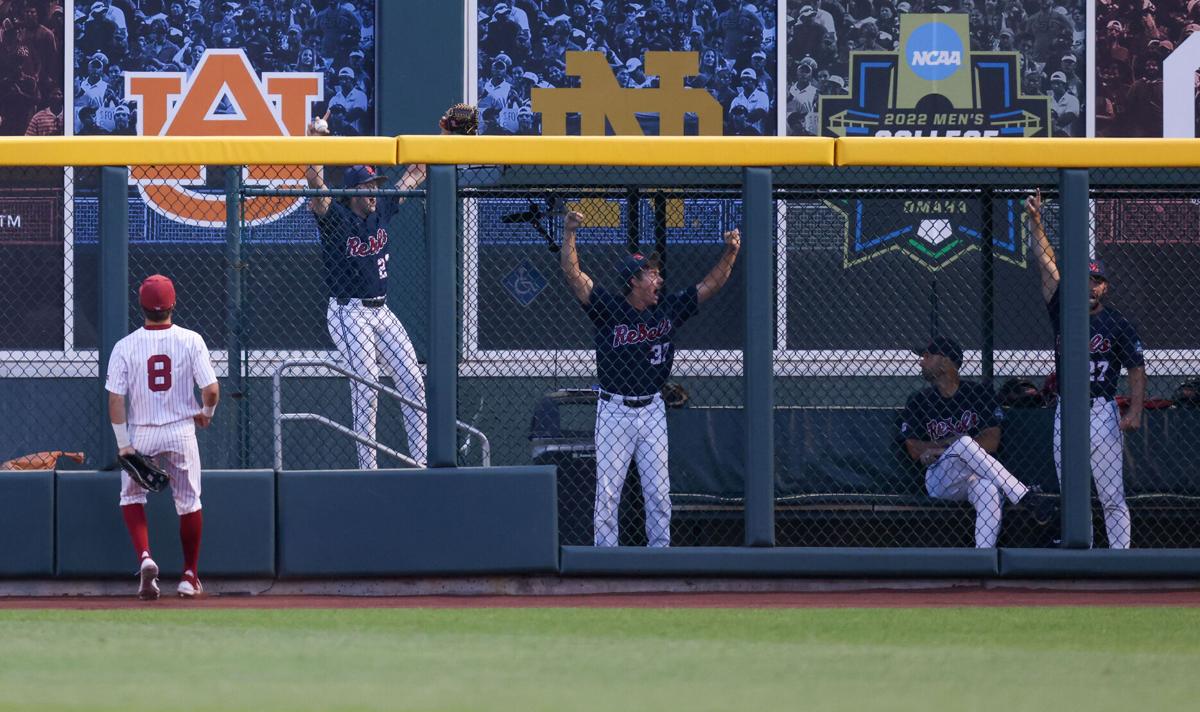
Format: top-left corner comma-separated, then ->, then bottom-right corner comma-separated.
125,49 -> 323,227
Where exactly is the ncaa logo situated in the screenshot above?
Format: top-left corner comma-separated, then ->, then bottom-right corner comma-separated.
125,49 -> 324,227
905,22 -> 964,81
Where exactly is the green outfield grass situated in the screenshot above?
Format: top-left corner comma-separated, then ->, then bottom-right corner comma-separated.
1,607 -> 1197,711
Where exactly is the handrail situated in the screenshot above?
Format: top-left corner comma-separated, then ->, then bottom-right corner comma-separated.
272,359 -> 491,470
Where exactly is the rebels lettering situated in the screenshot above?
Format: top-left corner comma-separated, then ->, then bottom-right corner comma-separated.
1090,334 -> 1113,353
347,229 -> 388,257
125,50 -> 323,228
926,410 -> 979,440
612,318 -> 672,347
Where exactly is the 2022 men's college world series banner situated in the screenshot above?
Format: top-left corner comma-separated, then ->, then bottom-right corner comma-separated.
785,1 -> 1084,138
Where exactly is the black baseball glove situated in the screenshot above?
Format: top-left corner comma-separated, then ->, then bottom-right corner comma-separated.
661,383 -> 690,409
119,452 -> 169,493
440,103 -> 478,135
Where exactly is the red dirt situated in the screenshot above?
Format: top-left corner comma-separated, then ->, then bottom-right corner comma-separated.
2,588 -> 1199,610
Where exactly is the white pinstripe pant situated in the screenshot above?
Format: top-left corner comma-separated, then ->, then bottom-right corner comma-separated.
925,436 -> 1029,549
593,394 -> 671,548
1054,400 -> 1130,549
328,299 -> 427,469
120,419 -> 202,516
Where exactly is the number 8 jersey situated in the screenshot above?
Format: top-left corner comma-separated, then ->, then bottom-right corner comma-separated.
105,324 -> 218,426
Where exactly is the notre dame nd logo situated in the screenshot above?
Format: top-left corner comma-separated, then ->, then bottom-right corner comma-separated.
125,49 -> 323,227
531,51 -> 722,135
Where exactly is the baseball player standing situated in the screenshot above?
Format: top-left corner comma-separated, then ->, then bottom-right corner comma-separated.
306,119 -> 427,469
1027,191 -> 1146,548
106,275 -> 219,599
560,210 -> 740,547
901,337 -> 1054,548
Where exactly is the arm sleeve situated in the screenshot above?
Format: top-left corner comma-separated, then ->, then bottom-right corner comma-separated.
1116,319 -> 1146,369
192,336 -> 218,389
583,286 -> 611,327
669,286 -> 700,324
105,343 -> 128,396
898,395 -> 923,442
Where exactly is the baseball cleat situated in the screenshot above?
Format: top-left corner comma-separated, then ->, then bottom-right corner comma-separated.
177,570 -> 204,598
137,558 -> 160,601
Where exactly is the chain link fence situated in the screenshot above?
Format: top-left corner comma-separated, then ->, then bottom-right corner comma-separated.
0,166 -> 94,471
461,167 -> 746,547
1084,169 -> 1200,549
9,158 -> 1200,551
237,165 -> 428,472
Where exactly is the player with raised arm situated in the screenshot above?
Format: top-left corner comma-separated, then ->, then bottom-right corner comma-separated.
560,210 -> 740,547
106,275 -> 219,599
1026,190 -> 1146,548
306,112 -> 427,469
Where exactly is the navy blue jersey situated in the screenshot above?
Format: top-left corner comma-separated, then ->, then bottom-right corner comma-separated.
315,198 -> 399,299
900,381 -> 1003,443
585,286 -> 699,396
1048,287 -> 1145,400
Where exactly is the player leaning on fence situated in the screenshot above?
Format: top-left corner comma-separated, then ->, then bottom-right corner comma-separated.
560,210 -> 740,547
305,113 -> 427,469
1026,191 -> 1145,549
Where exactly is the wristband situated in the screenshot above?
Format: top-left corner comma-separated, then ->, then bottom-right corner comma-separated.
112,422 -> 131,449
201,405 -> 216,418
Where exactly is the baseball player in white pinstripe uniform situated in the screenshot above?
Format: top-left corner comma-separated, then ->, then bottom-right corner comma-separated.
106,275 -> 220,600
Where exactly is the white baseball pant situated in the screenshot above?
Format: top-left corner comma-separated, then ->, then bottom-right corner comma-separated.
593,394 -> 671,547
925,436 -> 1030,548
119,419 -> 202,516
1054,399 -> 1130,549
328,299 -> 427,469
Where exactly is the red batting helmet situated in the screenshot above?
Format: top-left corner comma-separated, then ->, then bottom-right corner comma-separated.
139,274 -> 176,310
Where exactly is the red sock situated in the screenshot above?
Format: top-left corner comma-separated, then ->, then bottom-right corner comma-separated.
179,510 -> 203,575
120,504 -> 151,561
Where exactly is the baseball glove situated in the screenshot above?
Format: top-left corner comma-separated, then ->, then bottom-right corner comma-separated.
1,451 -> 85,471
440,103 -> 478,135
661,382 -> 690,409
119,452 -> 169,493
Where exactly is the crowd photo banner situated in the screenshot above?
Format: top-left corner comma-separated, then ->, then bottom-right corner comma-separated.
784,0 -> 1084,138
1095,0 -> 1199,137
473,0 -> 781,135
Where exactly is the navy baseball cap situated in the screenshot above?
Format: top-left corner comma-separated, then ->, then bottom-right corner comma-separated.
618,253 -> 653,282
1089,259 -> 1109,281
343,165 -> 387,188
914,336 -> 963,368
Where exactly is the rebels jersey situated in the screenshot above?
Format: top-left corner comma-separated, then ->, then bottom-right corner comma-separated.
900,381 -> 1003,443
1048,287 -> 1144,400
315,198 -> 399,299
586,286 -> 699,397
105,325 -> 218,426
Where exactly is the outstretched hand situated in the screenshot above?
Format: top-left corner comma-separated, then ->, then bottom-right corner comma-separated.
1025,189 -> 1042,222
308,109 -> 331,136
724,228 -> 741,252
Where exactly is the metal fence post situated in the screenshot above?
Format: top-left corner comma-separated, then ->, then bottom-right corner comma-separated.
225,166 -> 247,468
426,164 -> 458,468
980,186 -> 995,386
1058,168 -> 1092,548
98,166 -> 129,469
743,167 -> 774,547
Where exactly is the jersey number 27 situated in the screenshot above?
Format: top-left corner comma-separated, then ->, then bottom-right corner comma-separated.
148,355 -> 172,392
